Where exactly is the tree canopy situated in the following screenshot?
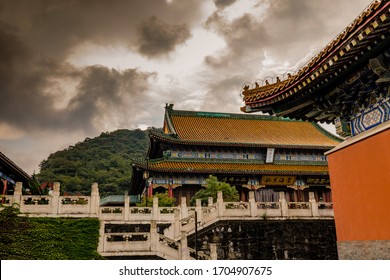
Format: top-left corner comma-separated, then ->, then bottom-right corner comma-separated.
136,192 -> 176,207
192,175 -> 239,205
36,129 -> 153,197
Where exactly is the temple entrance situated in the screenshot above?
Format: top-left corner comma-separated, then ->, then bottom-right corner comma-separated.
153,186 -> 166,195
235,185 -> 249,202
255,187 -> 282,202
173,184 -> 203,206
286,188 -> 309,202
307,185 -> 332,202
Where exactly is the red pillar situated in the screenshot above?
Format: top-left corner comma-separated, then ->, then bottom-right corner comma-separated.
148,185 -> 153,197
168,185 -> 173,198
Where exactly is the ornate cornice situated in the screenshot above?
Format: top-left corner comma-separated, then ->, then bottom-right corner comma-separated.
241,0 -> 390,121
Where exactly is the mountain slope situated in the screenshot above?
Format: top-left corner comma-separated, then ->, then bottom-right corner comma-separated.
36,129 -> 151,196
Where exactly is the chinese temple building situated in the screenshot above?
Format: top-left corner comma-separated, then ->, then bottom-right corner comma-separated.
0,151 -> 32,196
131,104 -> 341,206
241,0 -> 390,259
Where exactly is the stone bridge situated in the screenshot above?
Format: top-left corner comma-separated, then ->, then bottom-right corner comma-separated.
1,182 -> 334,260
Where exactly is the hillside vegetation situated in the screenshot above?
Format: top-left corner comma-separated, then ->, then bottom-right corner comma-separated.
0,206 -> 103,260
36,129 -> 151,197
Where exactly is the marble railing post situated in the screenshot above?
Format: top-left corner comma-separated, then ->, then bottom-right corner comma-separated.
153,196 -> 159,219
249,191 -> 256,217
196,199 -> 203,224
279,191 -> 288,217
13,182 -> 22,207
174,209 -> 181,238
181,197 -> 188,218
124,192 -> 130,221
309,192 -> 319,217
51,182 -> 60,215
90,183 -> 99,215
150,220 -> 158,253
180,231 -> 190,260
208,197 -> 213,206
217,191 -> 224,217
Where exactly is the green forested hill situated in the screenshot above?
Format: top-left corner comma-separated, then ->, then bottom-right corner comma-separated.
36,129 -> 151,197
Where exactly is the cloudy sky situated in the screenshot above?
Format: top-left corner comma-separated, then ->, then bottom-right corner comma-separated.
0,0 -> 372,174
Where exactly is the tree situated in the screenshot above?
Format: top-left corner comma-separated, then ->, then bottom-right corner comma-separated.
192,175 -> 239,205
36,128 -> 154,196
136,192 -> 176,207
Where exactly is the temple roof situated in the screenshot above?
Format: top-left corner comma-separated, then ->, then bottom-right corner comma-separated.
133,158 -> 328,176
158,104 -> 341,149
241,0 -> 390,122
0,151 -> 32,185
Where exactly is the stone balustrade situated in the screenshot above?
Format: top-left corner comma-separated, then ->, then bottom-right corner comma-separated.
1,182 -> 100,217
0,182 -> 333,221
1,182 -> 335,260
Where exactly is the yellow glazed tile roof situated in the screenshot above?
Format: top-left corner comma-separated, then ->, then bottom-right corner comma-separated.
147,160 -> 328,175
169,113 -> 340,148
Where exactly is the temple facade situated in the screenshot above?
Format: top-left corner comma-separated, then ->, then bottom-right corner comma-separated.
131,104 -> 341,206
241,0 -> 390,259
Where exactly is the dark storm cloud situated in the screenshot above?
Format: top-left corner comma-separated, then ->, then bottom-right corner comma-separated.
0,0 -> 202,133
214,0 -> 237,10
201,0 -> 372,112
0,23 -> 63,130
204,0 -> 372,73
0,22 -> 155,133
136,16 -> 192,58
66,66 -> 156,133
0,0 -> 202,59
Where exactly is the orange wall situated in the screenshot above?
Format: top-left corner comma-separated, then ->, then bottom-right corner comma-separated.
327,128 -> 390,241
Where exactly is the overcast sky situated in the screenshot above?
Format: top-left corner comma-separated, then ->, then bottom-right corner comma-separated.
0,0 -> 372,174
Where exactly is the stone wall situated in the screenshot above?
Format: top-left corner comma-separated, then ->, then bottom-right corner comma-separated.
337,240 -> 390,260
189,219 -> 338,260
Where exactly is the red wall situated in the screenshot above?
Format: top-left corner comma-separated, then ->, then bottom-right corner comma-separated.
327,128 -> 390,241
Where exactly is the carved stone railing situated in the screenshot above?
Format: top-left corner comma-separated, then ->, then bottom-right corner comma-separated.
0,182 -> 100,217
3,181 -> 335,260
60,196 -> 90,214
189,247 -> 210,260
257,202 -> 280,209
180,213 -> 196,233
103,232 -> 150,253
2,182 -> 334,223
202,204 -> 218,225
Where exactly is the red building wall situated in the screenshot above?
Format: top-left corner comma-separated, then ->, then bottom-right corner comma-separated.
327,126 -> 390,242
